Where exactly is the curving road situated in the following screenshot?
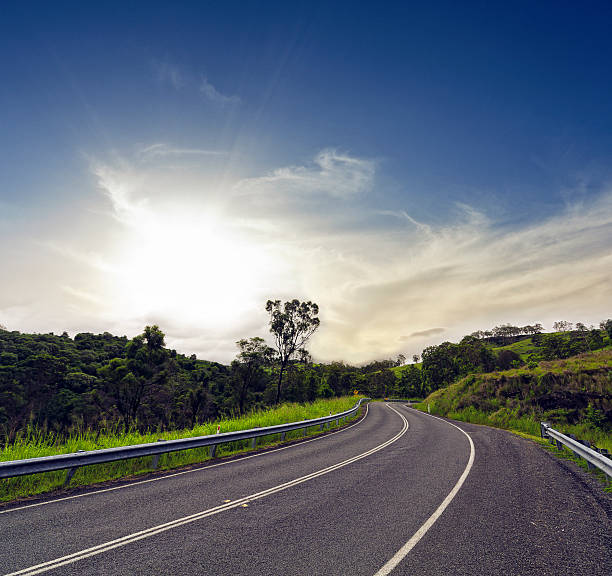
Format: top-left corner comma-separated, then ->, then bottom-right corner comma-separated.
1,403 -> 610,575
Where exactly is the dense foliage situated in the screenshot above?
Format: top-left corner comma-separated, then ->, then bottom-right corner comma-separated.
2,317 -> 611,441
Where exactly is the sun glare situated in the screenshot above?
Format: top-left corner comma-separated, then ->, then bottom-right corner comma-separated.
110,201 -> 275,330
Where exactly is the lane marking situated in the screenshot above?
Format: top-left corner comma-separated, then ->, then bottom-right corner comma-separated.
373,408 -> 475,576
4,405 -> 408,576
1,405 -> 369,515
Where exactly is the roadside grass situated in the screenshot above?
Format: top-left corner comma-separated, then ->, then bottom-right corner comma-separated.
0,397 -> 364,502
412,402 -> 612,491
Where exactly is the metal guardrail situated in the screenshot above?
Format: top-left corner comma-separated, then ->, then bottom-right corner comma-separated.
0,399 -> 370,484
540,422 -> 612,481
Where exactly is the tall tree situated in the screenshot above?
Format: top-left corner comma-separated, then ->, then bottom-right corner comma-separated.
266,299 -> 320,403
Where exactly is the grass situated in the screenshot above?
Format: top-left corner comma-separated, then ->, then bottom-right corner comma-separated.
492,337 -> 538,360
0,396 -> 364,502
390,363 -> 422,378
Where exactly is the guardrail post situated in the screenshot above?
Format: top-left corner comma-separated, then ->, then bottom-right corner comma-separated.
251,437 -> 257,449
209,444 -> 217,458
303,427 -> 307,436
64,466 -> 78,487
281,432 -> 286,441
578,439 -> 594,469
555,439 -> 563,451
319,423 -> 324,431
151,439 -> 165,469
64,450 -> 86,486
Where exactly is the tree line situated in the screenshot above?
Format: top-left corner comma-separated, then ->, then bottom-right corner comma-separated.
1,307 -> 611,442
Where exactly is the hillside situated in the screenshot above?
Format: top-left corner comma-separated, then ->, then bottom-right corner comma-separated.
423,349 -> 612,436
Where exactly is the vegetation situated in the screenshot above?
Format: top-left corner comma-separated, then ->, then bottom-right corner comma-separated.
416,348 -> 612,449
0,396 -> 363,502
266,299 -> 320,403
2,309 -> 612,497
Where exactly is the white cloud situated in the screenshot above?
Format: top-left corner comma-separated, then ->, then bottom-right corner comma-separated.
152,58 -> 241,107
235,149 -> 375,201
3,148 -> 611,365
137,143 -> 226,160
200,77 -> 240,105
153,59 -> 185,90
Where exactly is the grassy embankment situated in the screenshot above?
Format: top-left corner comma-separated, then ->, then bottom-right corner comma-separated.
413,349 -> 612,488
0,396 -> 363,502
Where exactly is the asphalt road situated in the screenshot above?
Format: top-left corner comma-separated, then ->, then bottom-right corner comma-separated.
1,403 -> 610,575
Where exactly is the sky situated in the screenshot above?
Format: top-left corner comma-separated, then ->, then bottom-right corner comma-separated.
1,1 -> 611,364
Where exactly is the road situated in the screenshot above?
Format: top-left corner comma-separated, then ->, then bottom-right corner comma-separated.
1,403 -> 610,575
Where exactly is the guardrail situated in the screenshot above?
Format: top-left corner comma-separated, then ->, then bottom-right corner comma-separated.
540,422 -> 612,482
0,398 -> 370,485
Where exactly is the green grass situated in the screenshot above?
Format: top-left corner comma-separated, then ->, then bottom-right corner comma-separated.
390,363 -> 422,378
492,337 -> 538,360
0,397 -> 364,502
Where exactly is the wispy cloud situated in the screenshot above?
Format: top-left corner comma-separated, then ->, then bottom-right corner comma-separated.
200,77 -> 241,105
152,58 -> 241,106
137,143 -> 226,160
7,148 -> 611,365
235,149 -> 375,201
153,58 -> 185,90
403,328 -> 446,339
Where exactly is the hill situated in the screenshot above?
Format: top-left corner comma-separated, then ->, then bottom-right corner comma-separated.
419,348 -> 612,456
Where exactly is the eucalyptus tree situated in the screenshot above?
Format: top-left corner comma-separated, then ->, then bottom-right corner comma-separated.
266,299 -> 320,403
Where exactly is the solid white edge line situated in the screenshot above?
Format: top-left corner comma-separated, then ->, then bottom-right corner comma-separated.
373,409 -> 476,576
4,404 -> 407,576
1,404 -> 370,515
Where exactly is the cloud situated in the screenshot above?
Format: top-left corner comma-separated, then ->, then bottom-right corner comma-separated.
152,58 -> 241,106
6,147 -> 612,365
200,77 -> 241,105
137,143 -> 226,160
153,59 -> 185,90
234,149 -> 375,201
403,328 -> 446,339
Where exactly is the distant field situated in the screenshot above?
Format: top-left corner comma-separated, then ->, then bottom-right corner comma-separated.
491,337 -> 538,359
0,396 -> 363,502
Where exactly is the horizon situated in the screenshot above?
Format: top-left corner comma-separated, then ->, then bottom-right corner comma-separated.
1,1 -> 611,364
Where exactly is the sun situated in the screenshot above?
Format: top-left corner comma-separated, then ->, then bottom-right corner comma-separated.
109,200 -> 276,331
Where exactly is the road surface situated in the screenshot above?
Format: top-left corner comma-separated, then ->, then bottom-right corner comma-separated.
1,403 -> 610,575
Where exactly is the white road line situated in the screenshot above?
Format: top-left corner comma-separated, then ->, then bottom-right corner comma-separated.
373,408 -> 475,576
1,405 -> 369,515
4,405 -> 407,576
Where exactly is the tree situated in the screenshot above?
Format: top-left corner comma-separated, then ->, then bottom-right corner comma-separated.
600,319 -> 612,340
412,354 -> 420,363
553,320 -> 573,332
266,299 -> 320,403
230,337 -> 274,414
99,358 -> 143,431
395,353 -> 406,367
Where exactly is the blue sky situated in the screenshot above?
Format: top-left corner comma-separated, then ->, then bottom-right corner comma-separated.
1,1 -> 611,362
